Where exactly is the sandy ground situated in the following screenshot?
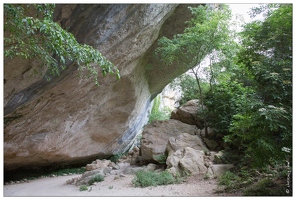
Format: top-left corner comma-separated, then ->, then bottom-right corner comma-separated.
3,172 -> 238,197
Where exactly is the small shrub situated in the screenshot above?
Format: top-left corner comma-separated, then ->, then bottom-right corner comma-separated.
218,171 -> 241,190
203,173 -> 210,180
132,170 -> 180,187
110,153 -> 123,163
109,185 -> 113,189
153,154 -> 167,164
88,174 -> 104,185
79,185 -> 88,191
217,168 -> 262,194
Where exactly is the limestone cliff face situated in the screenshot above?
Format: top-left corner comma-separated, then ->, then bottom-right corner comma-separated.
4,4 -> 199,171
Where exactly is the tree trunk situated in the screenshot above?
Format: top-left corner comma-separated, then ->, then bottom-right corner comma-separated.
192,68 -> 208,138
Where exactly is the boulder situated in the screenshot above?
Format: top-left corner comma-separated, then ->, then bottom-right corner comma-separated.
167,132 -> 207,155
166,149 -> 183,169
140,119 -> 197,162
171,99 -> 204,127
145,163 -> 157,172
166,147 -> 208,175
179,147 -> 208,175
207,164 -> 234,178
203,138 -> 219,151
166,167 -> 182,176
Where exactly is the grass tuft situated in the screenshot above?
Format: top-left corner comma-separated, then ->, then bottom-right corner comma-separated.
132,170 -> 184,187
88,174 -> 104,185
79,185 -> 88,191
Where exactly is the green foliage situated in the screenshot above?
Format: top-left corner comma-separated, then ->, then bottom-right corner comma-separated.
4,4 -> 120,85
205,81 -> 254,134
218,166 -> 291,195
88,174 -> 104,185
218,171 -> 242,190
203,173 -> 210,180
79,185 -> 88,191
152,154 -> 167,165
218,169 -> 256,192
132,170 -> 182,187
238,4 -> 292,107
171,74 -> 197,105
224,4 -> 292,167
148,95 -> 171,123
171,74 -> 210,105
227,105 -> 291,167
243,178 -> 288,196
202,4 -> 292,168
109,153 -> 124,163
155,4 -> 232,71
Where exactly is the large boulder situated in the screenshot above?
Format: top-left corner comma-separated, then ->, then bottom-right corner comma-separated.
170,99 -> 204,127
4,4 -> 202,172
140,119 -> 197,162
179,147 -> 208,175
166,132 -> 207,155
166,147 -> 208,175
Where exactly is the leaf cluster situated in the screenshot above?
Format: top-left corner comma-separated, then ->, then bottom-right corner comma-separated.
172,73 -> 210,105
4,4 -> 120,85
155,5 -> 232,70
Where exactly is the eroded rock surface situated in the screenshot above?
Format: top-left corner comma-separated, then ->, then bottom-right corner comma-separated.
4,4 -> 201,172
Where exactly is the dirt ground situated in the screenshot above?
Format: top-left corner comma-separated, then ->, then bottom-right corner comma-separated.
3,172 -> 242,197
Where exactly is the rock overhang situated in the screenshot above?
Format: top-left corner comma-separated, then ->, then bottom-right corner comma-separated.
4,4 -> 202,172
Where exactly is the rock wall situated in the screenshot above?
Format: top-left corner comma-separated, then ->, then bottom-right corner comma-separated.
4,4 -> 201,172
159,84 -> 181,111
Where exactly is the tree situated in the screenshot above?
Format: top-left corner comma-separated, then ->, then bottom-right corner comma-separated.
238,4 -> 292,107
155,5 -> 232,136
206,4 -> 292,167
231,4 -> 292,167
4,4 -> 120,85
